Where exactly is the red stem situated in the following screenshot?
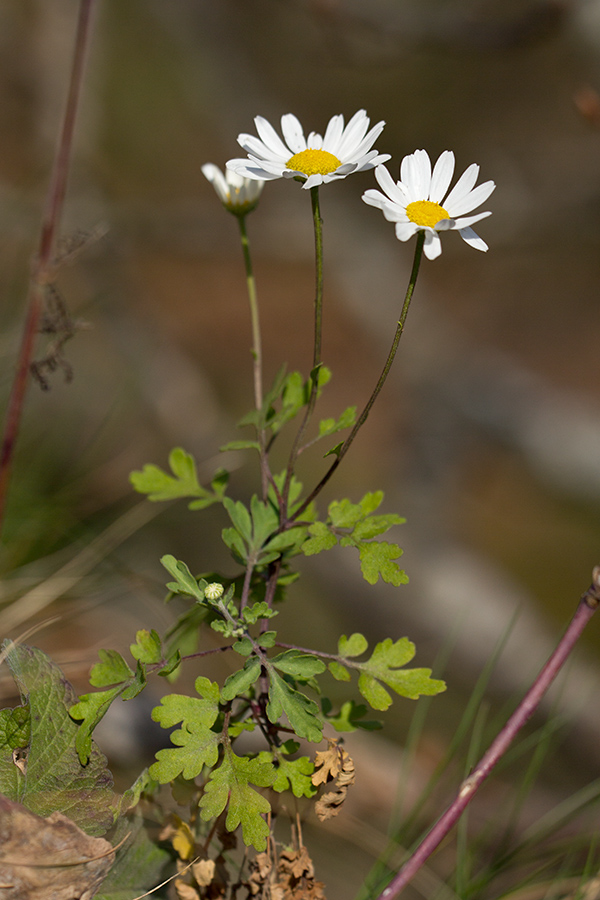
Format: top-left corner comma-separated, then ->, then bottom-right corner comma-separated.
0,0 -> 95,535
378,568 -> 600,900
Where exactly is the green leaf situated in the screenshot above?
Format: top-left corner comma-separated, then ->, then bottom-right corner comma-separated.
328,498 -> 363,529
358,541 -> 408,586
301,521 -> 338,556
223,497 -> 253,544
322,699 -> 382,733
256,749 -> 316,798
149,677 -> 221,782
129,629 -> 162,665
271,650 -> 326,680
199,749 -> 275,850
242,602 -> 278,625
90,649 -> 134,687
328,661 -> 350,682
220,440 -> 261,453
318,405 -> 356,439
221,657 -> 262,701
2,642 -> 117,835
222,526 -> 248,563
266,669 -> 323,743
352,513 -> 405,540
0,706 -> 30,798
161,555 -> 206,601
356,638 -> 446,711
95,809 -> 171,900
130,447 -> 212,506
70,687 -> 124,764
359,490 -> 384,515
338,633 -> 368,658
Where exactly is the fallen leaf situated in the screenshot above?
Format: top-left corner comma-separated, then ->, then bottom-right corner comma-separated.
0,793 -> 115,900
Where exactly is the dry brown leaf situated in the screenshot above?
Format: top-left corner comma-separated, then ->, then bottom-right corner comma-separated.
192,859 -> 216,888
311,740 -> 355,821
0,793 -> 115,900
175,880 -> 200,900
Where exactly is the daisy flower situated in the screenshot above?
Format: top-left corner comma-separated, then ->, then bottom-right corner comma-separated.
202,162 -> 264,216
226,110 -> 391,190
362,149 -> 495,259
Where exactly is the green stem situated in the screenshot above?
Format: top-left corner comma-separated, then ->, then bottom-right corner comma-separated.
280,186 -> 324,523
238,213 -> 269,499
292,230 -> 425,522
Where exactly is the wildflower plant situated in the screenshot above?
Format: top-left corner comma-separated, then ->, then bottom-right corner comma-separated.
1,13 -> 599,898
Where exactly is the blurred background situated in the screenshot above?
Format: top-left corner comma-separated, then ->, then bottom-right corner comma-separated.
1,0 -> 600,896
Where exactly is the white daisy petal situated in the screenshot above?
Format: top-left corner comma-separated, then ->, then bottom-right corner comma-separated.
254,116 -> 292,158
442,162 -> 480,210
228,110 -> 388,189
395,221 -> 420,242
323,114 -> 345,152
452,210 -> 492,229
280,113 -> 307,154
429,151 -> 455,204
446,180 -> 496,217
423,231 -> 443,260
204,162 -> 265,214
363,148 -> 494,259
458,226 -> 489,252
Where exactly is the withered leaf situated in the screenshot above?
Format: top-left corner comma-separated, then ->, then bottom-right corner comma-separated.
312,740 -> 355,822
0,793 -> 115,900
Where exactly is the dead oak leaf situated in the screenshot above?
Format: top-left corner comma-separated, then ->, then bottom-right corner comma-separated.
0,793 -> 114,900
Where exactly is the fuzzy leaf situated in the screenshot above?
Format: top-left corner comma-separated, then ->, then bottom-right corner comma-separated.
70,687 -> 124,764
352,513 -> 405,540
90,650 -> 133,687
199,750 -> 275,850
257,750 -> 316,798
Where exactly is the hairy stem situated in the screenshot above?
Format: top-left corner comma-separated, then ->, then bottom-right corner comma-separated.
292,230 -> 425,523
0,0 -> 96,535
378,568 -> 600,900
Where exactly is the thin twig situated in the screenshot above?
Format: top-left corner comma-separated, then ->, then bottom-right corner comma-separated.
377,567 -> 600,900
0,0 -> 96,535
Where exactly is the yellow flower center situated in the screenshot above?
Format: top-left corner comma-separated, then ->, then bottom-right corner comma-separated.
287,148 -> 341,176
406,200 -> 450,228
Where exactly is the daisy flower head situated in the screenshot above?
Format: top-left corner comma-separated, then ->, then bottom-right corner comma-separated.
362,149 -> 495,260
226,110 -> 391,190
202,162 -> 264,216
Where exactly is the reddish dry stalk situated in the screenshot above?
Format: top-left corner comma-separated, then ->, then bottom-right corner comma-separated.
0,0 -> 95,534
378,567 -> 600,900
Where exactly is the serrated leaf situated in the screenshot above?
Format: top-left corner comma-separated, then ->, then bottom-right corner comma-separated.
221,657 -> 262,701
199,750 -> 275,850
338,633 -> 369,658
2,642 -> 117,835
129,629 -> 162,665
271,651 -> 326,679
356,638 -> 446,710
242,602 -> 278,625
318,405 -> 356,439
149,678 -> 221,782
90,649 -> 134,687
301,521 -> 338,556
257,631 -> 277,648
222,526 -> 247,562
250,494 -> 279,549
256,750 -> 316,798
0,706 -> 30,798
358,541 -> 408,586
266,669 -> 323,742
